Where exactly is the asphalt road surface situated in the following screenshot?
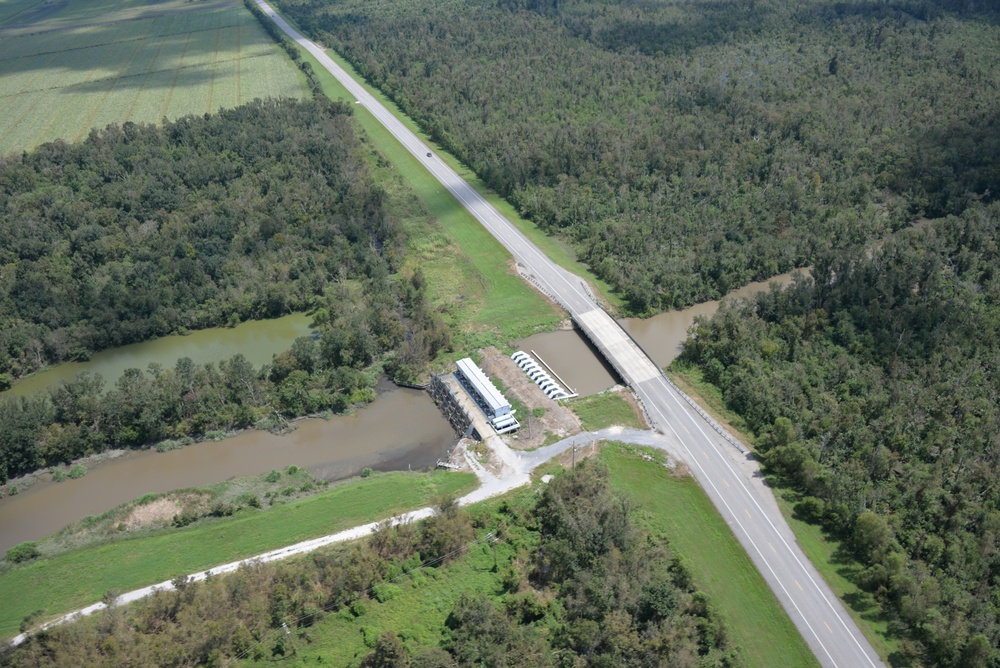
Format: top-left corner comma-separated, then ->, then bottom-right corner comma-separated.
257,4 -> 885,665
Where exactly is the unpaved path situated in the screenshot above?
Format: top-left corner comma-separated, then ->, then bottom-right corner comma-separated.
7,427 -> 673,648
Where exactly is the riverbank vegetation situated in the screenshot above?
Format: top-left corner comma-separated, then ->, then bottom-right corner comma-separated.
274,0 -> 999,314
6,465 -> 329,563
0,468 -> 476,640
0,97 -> 405,379
0,97 -> 458,483
677,205 -> 1000,666
4,458 -> 749,666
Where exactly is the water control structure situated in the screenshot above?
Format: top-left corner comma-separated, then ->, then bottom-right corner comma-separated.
454,358 -> 520,434
511,351 -> 577,400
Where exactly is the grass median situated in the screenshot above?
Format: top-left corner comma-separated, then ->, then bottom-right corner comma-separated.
0,470 -> 476,640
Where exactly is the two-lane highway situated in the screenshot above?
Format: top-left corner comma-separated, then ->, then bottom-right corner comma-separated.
257,4 -> 884,665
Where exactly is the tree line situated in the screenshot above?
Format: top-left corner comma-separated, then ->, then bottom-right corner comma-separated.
678,203 -> 1000,667
274,0 -> 999,313
0,98 -> 453,483
0,97 -> 398,383
3,461 -> 738,666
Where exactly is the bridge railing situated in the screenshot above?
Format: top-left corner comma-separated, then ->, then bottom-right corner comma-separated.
574,306 -> 751,457
660,375 -> 749,455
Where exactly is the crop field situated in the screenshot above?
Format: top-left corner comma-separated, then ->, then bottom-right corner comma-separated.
0,0 -> 305,155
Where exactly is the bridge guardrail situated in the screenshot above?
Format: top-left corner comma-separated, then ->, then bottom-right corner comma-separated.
660,375 -> 749,455
583,305 -> 751,457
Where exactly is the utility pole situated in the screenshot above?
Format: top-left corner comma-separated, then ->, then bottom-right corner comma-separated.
487,532 -> 498,571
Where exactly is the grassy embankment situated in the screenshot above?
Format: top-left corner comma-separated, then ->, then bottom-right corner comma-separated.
0,470 -> 476,639
600,444 -> 819,668
278,10 -> 621,325
668,361 -> 901,661
569,390 -> 645,431
0,0 -> 305,155
237,444 -> 815,667
296,50 -> 559,352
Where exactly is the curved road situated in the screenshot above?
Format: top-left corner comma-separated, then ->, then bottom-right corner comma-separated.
257,4 -> 884,666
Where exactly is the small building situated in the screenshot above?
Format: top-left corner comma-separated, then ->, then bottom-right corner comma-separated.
455,358 -> 520,434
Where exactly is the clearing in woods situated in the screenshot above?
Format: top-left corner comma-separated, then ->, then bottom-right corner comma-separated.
0,0 -> 306,155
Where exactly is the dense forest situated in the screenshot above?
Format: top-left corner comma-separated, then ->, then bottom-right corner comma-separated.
678,203 -> 1000,667
275,0 -> 999,312
0,97 -> 401,382
3,462 -> 739,667
0,99 -> 452,483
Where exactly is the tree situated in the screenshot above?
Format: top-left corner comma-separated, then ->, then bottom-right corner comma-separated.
362,631 -> 409,668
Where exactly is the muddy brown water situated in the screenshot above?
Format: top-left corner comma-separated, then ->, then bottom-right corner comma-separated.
0,385 -> 454,554
518,271 -> 801,396
0,272 -> 802,553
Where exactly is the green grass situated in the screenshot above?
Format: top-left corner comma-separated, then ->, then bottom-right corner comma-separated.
0,470 -> 476,639
243,506 -> 524,666
667,359 -> 757,447
0,0 -> 306,155
569,390 -> 645,431
310,44 -> 622,312
294,41 -> 560,351
601,444 -> 818,668
771,481 -> 902,662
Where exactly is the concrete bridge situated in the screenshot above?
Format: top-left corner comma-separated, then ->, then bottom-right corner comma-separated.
257,4 -> 884,666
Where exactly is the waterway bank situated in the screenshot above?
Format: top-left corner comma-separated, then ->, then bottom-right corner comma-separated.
0,270 -> 803,556
3,312 -> 315,398
0,384 -> 455,555
518,270 -> 802,396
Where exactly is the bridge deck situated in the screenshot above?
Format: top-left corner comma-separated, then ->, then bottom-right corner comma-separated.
574,309 -> 660,384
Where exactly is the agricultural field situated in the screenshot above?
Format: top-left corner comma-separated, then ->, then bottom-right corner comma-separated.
0,0 -> 306,155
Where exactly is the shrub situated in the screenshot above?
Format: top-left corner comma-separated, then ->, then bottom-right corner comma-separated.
51,468 -> 67,482
155,439 -> 182,453
350,600 -> 367,617
172,510 -> 199,528
68,464 -> 87,479
360,625 -> 381,647
280,487 -> 296,497
210,502 -> 235,517
235,493 -> 262,509
372,583 -> 401,603
285,465 -> 298,475
19,609 -> 43,633
361,467 -> 374,478
264,470 -> 281,483
7,542 -> 40,563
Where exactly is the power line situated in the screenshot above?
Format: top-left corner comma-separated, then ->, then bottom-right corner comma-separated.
226,488 -> 540,665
